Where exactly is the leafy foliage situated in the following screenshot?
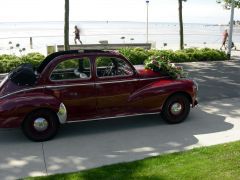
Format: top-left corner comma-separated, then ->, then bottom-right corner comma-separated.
0,53 -> 45,73
0,48 -> 228,73
145,56 -> 187,79
119,47 -> 149,65
119,47 -> 228,65
216,0 -> 240,9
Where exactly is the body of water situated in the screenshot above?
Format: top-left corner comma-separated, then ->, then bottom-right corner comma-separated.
0,21 -> 239,54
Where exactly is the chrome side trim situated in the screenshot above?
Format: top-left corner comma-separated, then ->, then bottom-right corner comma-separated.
0,86 -> 45,99
95,79 -> 138,85
67,112 -> 160,124
57,103 -> 67,124
95,77 -> 165,85
46,83 -> 94,89
51,77 -> 163,90
139,77 -> 167,81
0,77 -> 165,99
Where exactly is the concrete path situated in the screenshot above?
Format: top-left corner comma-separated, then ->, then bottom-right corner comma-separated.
0,98 -> 240,179
0,60 -> 240,179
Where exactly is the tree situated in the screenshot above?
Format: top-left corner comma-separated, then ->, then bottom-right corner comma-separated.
178,0 -> 187,50
217,0 -> 240,9
64,0 -> 70,50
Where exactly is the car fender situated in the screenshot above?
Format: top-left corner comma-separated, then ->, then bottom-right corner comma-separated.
129,79 -> 193,110
0,92 -> 61,128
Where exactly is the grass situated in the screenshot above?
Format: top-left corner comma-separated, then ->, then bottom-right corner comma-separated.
23,141 -> 240,180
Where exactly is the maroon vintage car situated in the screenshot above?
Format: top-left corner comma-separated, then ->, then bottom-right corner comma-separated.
0,50 -> 198,141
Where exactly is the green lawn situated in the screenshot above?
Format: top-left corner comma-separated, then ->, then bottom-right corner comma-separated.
24,141 -> 240,180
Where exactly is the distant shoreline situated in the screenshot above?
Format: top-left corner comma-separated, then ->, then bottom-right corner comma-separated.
0,20 -> 228,26
0,21 -> 238,55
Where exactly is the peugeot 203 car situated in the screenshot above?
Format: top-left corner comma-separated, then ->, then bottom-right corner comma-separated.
0,50 -> 198,141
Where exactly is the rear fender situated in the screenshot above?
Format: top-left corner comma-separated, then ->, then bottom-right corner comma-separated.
0,93 -> 61,128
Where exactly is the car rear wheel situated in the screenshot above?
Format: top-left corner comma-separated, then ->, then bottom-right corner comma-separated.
22,109 -> 59,142
161,94 -> 190,124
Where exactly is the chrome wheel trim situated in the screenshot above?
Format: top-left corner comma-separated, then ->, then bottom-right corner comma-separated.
170,102 -> 183,115
33,118 -> 49,132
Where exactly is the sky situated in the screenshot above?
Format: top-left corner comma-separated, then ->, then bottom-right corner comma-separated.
0,0 -> 240,24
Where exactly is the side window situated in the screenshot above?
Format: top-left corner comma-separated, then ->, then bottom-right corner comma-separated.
50,57 -> 91,81
96,57 -> 133,77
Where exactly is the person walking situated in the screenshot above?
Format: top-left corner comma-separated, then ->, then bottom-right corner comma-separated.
74,25 -> 82,45
220,29 -> 228,50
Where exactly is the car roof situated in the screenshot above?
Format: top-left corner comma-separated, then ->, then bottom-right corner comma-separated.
37,50 -> 121,73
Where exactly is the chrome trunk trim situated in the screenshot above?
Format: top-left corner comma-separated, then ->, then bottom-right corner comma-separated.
0,86 -> 45,99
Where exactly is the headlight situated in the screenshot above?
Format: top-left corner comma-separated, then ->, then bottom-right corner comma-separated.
57,103 -> 67,124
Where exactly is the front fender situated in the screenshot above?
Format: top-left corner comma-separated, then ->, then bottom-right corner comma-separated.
0,93 -> 61,128
129,79 -> 194,111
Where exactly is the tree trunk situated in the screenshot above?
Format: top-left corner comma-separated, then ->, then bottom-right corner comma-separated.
64,0 -> 70,50
178,0 -> 184,50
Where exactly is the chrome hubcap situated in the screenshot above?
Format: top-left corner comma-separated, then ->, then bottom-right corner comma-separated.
33,118 -> 48,132
170,102 -> 183,115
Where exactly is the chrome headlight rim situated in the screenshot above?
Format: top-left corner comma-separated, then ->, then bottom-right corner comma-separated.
193,80 -> 198,91
57,103 -> 67,124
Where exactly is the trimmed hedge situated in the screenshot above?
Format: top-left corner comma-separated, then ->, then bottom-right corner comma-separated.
119,47 -> 228,65
0,53 -> 45,73
0,48 -> 228,73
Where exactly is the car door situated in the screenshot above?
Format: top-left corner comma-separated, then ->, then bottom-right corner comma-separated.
95,56 -> 138,117
46,56 -> 96,121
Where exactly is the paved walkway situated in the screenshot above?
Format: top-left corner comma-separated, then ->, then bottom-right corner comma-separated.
0,98 -> 240,180
0,60 -> 240,179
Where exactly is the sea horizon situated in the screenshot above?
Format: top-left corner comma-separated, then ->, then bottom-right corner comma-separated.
0,20 -> 238,55
0,20 -> 228,26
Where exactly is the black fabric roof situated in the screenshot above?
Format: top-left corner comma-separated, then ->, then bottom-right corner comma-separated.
37,50 -> 78,73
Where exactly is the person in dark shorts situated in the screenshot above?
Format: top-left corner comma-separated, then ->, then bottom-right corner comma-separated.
74,25 -> 82,44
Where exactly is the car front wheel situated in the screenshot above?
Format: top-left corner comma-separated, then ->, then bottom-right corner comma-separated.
161,94 -> 190,124
22,109 -> 59,142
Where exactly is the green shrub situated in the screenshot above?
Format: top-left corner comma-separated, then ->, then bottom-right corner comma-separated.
21,52 -> 45,66
119,47 -> 227,65
148,50 -> 175,62
0,52 -> 45,73
119,47 -> 149,65
0,48 -> 228,73
0,59 -> 23,73
172,51 -> 189,63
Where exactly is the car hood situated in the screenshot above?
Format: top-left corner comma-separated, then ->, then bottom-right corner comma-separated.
134,65 -> 169,79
